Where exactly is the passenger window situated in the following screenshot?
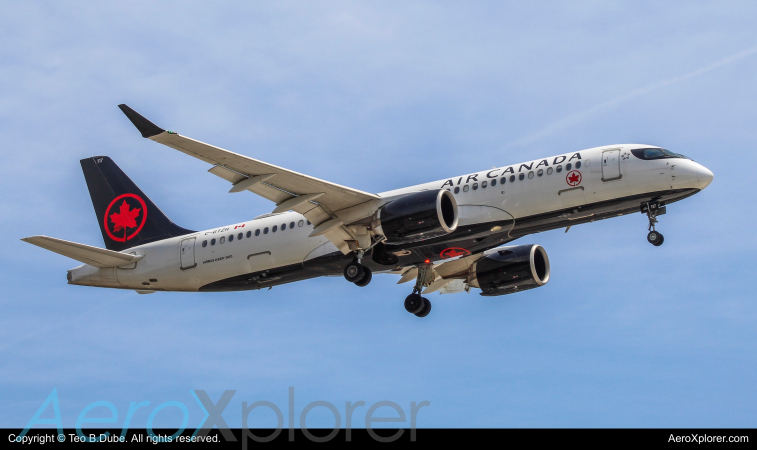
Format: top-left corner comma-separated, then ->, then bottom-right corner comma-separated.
556,165 -> 562,173
537,169 -> 543,177
298,220 -> 304,227
472,183 -> 478,190
566,163 -> 572,171
463,185 -> 469,192
202,240 -> 207,247
255,229 -> 260,236
211,238 -> 216,246
482,180 -> 488,188
528,171 -> 534,179
518,173 -> 525,181
220,236 -> 225,244
272,225 -> 277,232
290,221 -> 295,229
238,233 -> 243,240
547,167 -> 553,175
246,231 -> 252,238
263,227 -> 269,234
500,177 -> 506,185
281,223 -> 286,230
509,175 -> 515,182
228,235 -> 233,242
575,161 -> 581,169
454,186 -> 460,194
491,179 -> 497,187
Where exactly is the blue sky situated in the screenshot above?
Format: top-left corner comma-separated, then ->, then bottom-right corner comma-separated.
1,1 -> 756,429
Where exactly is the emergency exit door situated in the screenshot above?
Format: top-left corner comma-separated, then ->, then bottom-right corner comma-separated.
602,149 -> 621,181
180,237 -> 196,270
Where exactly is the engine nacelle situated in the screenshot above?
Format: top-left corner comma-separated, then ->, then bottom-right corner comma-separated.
372,189 -> 458,245
471,245 -> 550,296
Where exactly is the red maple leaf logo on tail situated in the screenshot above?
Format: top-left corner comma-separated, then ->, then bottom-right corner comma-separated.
103,194 -> 148,242
110,200 -> 141,237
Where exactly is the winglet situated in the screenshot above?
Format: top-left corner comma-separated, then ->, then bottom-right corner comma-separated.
118,104 -> 165,138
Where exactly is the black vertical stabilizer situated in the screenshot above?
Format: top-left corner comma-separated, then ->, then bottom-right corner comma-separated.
80,156 -> 195,252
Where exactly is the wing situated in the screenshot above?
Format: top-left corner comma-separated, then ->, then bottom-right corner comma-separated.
118,104 -> 380,254
21,236 -> 144,268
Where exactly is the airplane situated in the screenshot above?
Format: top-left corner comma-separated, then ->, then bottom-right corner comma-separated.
22,104 -> 714,317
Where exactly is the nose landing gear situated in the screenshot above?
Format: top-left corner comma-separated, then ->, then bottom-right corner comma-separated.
647,230 -> 664,246
641,201 -> 666,247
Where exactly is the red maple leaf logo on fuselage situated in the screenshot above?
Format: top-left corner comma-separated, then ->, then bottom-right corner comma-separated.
566,170 -> 582,186
440,247 -> 471,259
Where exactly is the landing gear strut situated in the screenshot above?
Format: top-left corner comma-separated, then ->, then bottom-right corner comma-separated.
641,201 -> 666,247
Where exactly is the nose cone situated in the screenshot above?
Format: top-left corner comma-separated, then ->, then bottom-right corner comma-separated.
697,164 -> 714,189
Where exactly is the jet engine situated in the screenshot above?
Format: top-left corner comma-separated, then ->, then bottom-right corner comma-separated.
371,189 -> 458,245
471,245 -> 550,296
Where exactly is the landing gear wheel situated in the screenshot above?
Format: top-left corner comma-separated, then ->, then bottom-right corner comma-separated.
647,231 -> 664,246
642,201 -> 666,247
354,267 -> 372,287
414,298 -> 432,318
343,261 -> 364,283
404,293 -> 424,314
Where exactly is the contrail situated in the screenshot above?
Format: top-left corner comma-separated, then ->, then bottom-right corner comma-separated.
506,46 -> 757,148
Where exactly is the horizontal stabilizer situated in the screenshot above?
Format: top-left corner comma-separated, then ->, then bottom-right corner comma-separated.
21,236 -> 144,268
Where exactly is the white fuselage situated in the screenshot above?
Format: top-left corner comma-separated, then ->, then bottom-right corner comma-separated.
68,144 -> 713,292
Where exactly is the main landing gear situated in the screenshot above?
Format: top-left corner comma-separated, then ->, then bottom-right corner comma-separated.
641,201 -> 666,247
403,265 -> 432,318
344,258 -> 372,287
341,237 -> 432,318
343,236 -> 386,287
404,292 -> 431,318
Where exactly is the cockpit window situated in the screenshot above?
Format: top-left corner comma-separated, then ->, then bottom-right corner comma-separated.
631,148 -> 689,160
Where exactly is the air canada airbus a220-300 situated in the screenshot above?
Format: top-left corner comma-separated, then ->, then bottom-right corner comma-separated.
23,105 -> 714,317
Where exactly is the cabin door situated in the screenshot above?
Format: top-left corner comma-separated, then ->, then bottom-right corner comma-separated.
602,149 -> 621,181
180,238 -> 196,270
